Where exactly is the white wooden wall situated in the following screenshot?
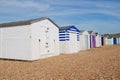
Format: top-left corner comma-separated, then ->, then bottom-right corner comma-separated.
0,19 -> 59,61
107,38 -> 113,45
60,41 -> 67,53
69,32 -> 78,53
117,38 -> 120,44
0,28 -> 2,57
80,31 -> 90,50
0,25 -> 32,60
119,38 -> 120,44
31,19 -> 59,60
96,35 -> 101,47
60,32 -> 78,54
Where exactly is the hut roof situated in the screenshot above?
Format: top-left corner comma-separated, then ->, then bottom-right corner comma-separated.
0,17 -> 59,28
59,25 -> 80,32
80,30 -> 86,33
59,26 -> 70,31
88,31 -> 93,34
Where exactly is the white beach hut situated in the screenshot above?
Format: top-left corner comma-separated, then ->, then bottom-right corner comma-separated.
95,33 -> 102,47
106,37 -> 113,45
119,37 -> 120,44
0,17 -> 60,61
79,30 -> 90,50
117,37 -> 120,44
59,26 -> 80,54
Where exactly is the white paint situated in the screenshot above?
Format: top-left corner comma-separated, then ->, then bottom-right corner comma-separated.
117,37 -> 120,44
118,37 -> 120,44
1,25 -> 32,60
0,19 -> 59,61
96,34 -> 102,47
60,32 -> 79,54
69,32 -> 78,53
30,20 -> 59,60
0,28 -> 2,57
106,38 -> 113,45
104,37 -> 108,45
80,30 -> 90,50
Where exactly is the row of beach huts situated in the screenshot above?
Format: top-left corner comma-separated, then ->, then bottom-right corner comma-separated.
0,17 -> 120,61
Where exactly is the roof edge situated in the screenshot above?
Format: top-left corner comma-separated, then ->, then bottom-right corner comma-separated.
0,17 -> 60,29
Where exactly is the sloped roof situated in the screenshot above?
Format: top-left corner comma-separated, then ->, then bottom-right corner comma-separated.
59,26 -> 70,30
95,32 -> 98,35
0,17 -> 59,28
80,30 -> 86,33
88,31 -> 93,34
59,25 -> 80,32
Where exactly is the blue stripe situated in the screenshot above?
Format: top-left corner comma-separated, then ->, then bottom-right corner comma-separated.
59,34 -> 70,36
59,39 -> 70,41
59,31 -> 65,33
65,36 -> 69,38
59,34 -> 66,36
66,39 -> 69,41
59,37 -> 70,39
66,34 -> 69,35
60,40 -> 66,41
59,37 -> 66,38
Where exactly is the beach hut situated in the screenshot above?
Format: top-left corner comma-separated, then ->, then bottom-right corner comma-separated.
59,26 -> 80,54
104,36 -> 108,45
117,37 -> 120,44
116,38 -> 119,44
79,30 -> 90,50
119,37 -> 120,44
0,17 -> 60,61
95,33 -> 102,47
107,37 -> 113,45
88,31 -> 96,48
113,37 -> 117,45
101,36 -> 108,46
101,35 -> 105,46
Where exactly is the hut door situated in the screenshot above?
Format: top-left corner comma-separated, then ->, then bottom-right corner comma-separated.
92,35 -> 96,48
113,38 -> 117,44
101,37 -> 104,46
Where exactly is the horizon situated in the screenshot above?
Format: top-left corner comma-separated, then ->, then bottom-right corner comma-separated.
0,0 -> 120,34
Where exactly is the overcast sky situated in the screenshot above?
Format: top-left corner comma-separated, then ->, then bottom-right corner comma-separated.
0,0 -> 120,34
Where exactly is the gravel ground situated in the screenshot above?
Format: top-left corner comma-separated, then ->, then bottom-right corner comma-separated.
0,45 -> 120,80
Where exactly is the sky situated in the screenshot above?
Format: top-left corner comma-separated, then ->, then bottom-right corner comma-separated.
0,0 -> 120,34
